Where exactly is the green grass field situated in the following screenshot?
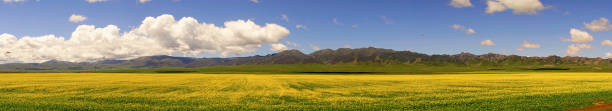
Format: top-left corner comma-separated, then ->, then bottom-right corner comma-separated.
0,73 -> 611,110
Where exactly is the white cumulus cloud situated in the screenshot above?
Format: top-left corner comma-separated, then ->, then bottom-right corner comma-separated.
85,0 -> 107,3
562,28 -> 593,43
450,0 -> 472,8
250,0 -> 259,3
602,40 -> 612,46
480,40 -> 495,46
451,24 -> 476,35
521,41 -> 540,48
606,52 -> 612,58
565,44 -> 591,56
139,0 -> 151,3
270,43 -> 288,52
584,17 -> 612,32
486,0 -> 506,14
0,14 -> 290,63
485,0 -> 547,15
69,14 -> 87,23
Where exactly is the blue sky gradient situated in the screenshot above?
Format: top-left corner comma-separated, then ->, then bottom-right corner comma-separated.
1,0 -> 612,59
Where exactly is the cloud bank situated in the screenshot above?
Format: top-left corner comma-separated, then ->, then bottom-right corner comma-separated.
0,14 -> 290,63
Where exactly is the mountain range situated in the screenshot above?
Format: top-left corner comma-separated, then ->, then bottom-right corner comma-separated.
0,47 -> 610,71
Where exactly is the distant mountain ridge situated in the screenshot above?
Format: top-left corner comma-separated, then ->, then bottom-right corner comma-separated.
0,47 -> 610,71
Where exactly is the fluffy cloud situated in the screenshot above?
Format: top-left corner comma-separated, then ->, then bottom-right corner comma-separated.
584,17 -> 612,32
3,0 -> 25,3
521,41 -> 540,48
465,29 -> 475,34
485,0 -> 547,15
134,14 -> 289,56
516,48 -> 525,52
139,0 -> 151,3
563,28 -> 594,56
69,14 -> 87,23
0,14 -> 290,63
450,0 -> 472,8
85,0 -> 107,3
602,40 -> 612,46
480,40 -> 495,46
250,0 -> 259,3
565,44 -> 591,55
270,43 -> 288,52
562,28 -> 593,43
296,24 -> 308,30
451,24 -> 476,35
485,0 -> 506,14
0,26 -> 166,63
606,52 -> 612,58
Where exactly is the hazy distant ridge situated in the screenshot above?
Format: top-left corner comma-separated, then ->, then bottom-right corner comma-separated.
0,47 -> 609,71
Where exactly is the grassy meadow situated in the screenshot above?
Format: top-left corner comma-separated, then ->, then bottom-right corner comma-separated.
0,73 -> 611,110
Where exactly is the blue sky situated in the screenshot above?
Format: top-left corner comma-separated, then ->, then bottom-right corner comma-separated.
1,0 -> 612,63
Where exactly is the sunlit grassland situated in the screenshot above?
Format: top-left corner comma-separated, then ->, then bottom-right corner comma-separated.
0,73 -> 611,110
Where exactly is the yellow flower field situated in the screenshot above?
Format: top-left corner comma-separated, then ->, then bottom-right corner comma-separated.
0,73 -> 610,110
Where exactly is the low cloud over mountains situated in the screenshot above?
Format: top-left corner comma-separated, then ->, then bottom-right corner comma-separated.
0,14 -> 290,63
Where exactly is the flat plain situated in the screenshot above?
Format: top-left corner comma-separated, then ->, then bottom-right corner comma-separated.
0,73 -> 610,110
